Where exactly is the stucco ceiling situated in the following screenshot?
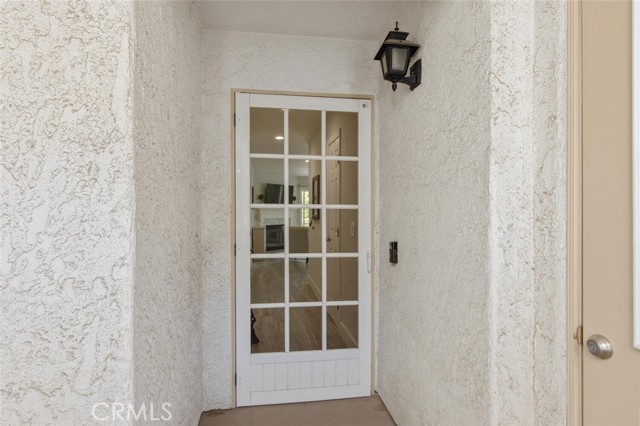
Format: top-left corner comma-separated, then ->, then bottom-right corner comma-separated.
196,1 -> 424,41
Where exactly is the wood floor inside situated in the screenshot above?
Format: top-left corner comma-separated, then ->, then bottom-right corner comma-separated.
250,258 -> 353,353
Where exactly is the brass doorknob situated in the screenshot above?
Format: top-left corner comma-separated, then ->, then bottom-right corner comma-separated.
586,334 -> 613,359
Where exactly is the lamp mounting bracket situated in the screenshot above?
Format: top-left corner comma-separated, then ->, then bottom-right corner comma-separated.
392,59 -> 422,92
405,59 -> 422,91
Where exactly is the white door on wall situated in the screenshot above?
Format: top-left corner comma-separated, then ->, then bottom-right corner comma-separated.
235,93 -> 372,406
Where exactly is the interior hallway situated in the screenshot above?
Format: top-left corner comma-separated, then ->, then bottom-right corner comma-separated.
199,395 -> 395,426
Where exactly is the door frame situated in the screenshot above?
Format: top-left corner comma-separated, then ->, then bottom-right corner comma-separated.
567,2 -> 583,425
229,89 -> 376,407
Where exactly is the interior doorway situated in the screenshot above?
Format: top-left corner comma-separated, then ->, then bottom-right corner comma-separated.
234,92 -> 373,406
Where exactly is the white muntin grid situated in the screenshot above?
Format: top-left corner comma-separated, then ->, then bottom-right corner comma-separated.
248,108 -> 360,354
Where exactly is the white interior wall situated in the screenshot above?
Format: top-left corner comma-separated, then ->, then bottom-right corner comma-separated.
133,2 -> 204,425
200,29 -> 379,408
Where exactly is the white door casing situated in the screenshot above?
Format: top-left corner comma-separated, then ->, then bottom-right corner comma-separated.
235,93 -> 372,406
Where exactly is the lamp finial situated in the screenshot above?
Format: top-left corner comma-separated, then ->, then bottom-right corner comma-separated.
395,22 -> 399,31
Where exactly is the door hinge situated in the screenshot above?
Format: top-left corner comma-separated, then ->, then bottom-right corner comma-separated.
234,113 -> 236,127
234,243 -> 237,256
235,373 -> 237,386
575,325 -> 583,345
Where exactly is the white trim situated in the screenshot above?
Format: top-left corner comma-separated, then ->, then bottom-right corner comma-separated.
357,99 -> 372,396
289,302 -> 323,308
250,94 -> 360,112
251,348 -> 359,364
326,252 -> 358,258
288,155 -> 323,161
250,154 -> 358,162
633,0 -> 640,351
250,253 -> 287,259
326,300 -> 359,306
288,204 -> 359,210
251,386 -> 361,406
321,110 -> 328,352
284,108 -> 291,354
250,301 -> 359,309
251,204 -> 358,210
251,253 -> 322,259
235,93 -> 252,406
250,303 -> 285,309
325,155 -> 358,162
249,253 -> 361,259
249,153 -> 285,160
236,93 -> 372,405
250,203 -> 285,209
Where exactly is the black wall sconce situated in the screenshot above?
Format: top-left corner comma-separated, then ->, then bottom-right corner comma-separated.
374,22 -> 421,92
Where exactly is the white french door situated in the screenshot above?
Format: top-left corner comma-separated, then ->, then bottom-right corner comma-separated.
235,93 -> 372,406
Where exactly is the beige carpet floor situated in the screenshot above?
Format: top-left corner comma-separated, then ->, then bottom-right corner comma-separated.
199,395 -> 396,426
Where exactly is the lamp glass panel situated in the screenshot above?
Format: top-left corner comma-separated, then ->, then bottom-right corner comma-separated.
391,47 -> 409,73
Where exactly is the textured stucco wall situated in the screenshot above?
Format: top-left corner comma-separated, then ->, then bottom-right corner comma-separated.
377,2 -> 493,424
530,2 -> 567,422
1,1 -> 136,424
1,1 -> 567,422
132,2 -> 203,425
377,1 -> 566,425
489,1 -> 567,424
201,30 -> 379,408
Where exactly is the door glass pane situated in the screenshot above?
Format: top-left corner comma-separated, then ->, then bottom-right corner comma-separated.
327,258 -> 358,302
251,208 -> 284,253
251,308 -> 284,354
326,159 -> 358,205
327,306 -> 358,350
251,159 -> 284,204
290,257 -> 321,303
289,159 -> 320,208
289,109 -> 321,155
251,259 -> 284,304
289,215 -> 321,254
247,104 -> 364,360
290,307 -> 322,351
289,158 -> 320,254
251,107 -> 284,154
326,209 -> 358,253
326,112 -> 358,156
